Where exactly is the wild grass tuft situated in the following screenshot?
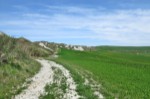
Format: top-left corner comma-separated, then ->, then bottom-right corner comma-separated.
0,33 -> 51,98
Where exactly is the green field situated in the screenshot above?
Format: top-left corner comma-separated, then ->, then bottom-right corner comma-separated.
1,33 -> 150,98
55,47 -> 150,98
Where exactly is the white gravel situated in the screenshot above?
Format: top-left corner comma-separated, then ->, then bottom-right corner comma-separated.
14,59 -> 80,99
14,59 -> 54,99
73,46 -> 84,51
84,78 -> 104,99
39,42 -> 53,51
49,61 -> 80,99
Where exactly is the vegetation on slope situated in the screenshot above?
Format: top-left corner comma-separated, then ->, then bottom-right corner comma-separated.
1,31 -> 150,99
0,32 -> 50,98
55,48 -> 150,99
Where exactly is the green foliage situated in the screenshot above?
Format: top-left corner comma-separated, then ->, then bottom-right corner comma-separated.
40,67 -> 67,99
56,48 -> 150,99
53,60 -> 99,99
0,33 -> 51,98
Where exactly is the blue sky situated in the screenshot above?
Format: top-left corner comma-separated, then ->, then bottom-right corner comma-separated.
0,0 -> 150,46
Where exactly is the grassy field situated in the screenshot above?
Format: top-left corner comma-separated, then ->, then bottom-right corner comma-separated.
55,47 -> 150,99
1,32 -> 150,98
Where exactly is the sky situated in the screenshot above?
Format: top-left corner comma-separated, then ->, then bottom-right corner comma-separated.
0,0 -> 150,46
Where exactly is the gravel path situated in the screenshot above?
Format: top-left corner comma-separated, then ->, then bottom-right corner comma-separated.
49,61 -> 80,99
14,59 -> 80,99
14,59 -> 54,99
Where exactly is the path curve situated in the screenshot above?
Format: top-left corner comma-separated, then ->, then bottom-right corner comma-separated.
14,59 -> 80,99
14,59 -> 54,99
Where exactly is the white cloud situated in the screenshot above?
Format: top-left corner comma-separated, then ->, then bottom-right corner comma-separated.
1,6 -> 150,45
23,13 -> 49,18
46,5 -> 105,15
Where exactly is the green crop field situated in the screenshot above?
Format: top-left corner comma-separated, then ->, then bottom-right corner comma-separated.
55,47 -> 150,99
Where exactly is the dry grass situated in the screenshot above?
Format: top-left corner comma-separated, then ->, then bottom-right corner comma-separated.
0,32 -> 51,98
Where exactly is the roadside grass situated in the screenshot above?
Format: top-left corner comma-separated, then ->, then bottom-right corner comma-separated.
0,33 -> 50,98
53,60 -> 99,99
0,58 -> 41,99
55,48 -> 150,99
40,67 -> 67,99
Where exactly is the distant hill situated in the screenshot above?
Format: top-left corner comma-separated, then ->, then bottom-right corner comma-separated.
0,31 -> 5,35
35,41 -> 93,52
95,46 -> 150,56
